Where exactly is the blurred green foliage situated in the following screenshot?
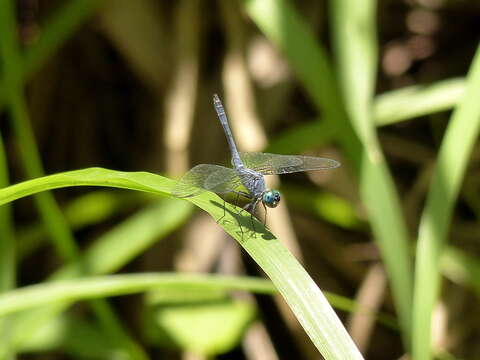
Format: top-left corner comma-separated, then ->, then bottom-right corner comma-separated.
1,0 -> 480,359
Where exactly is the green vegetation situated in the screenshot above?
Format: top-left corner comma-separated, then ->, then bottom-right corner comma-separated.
1,0 -> 479,359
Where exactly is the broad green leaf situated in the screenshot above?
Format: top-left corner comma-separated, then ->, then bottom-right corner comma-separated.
146,298 -> 255,356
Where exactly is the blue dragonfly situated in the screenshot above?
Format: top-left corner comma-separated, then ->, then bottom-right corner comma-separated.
172,94 -> 340,229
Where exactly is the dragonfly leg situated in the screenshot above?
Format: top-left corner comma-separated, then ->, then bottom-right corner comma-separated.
250,213 -> 256,234
231,190 -> 254,219
223,190 -> 250,237
233,191 -> 242,209
262,201 -> 268,227
216,194 -> 227,224
244,198 -> 261,235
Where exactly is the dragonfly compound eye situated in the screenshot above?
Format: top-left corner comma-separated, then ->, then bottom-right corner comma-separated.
262,190 -> 281,208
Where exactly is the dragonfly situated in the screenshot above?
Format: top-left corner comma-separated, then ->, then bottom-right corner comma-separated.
172,94 -> 340,230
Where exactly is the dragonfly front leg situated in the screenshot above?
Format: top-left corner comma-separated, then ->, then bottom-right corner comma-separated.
261,201 -> 268,227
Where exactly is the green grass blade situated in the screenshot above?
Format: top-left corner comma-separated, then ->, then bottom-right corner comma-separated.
244,0 -> 413,346
0,167 -> 363,359
329,0 -> 413,346
412,45 -> 480,360
374,78 -> 466,126
0,274 -> 275,317
0,271 -> 398,334
0,134 -> 15,292
180,195 -> 364,358
267,77 -> 466,156
0,271 -> 397,337
330,0 -> 378,141
244,0 -> 360,161
0,132 -> 15,357
0,168 -> 172,206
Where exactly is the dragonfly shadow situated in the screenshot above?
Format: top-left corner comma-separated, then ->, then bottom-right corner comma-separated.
210,200 -> 275,241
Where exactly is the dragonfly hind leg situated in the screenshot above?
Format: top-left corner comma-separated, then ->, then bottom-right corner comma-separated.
216,192 -> 243,225
215,194 -> 227,224
215,191 -> 251,238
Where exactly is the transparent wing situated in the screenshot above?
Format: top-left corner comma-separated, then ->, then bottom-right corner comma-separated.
171,164 -> 244,198
239,152 -> 340,175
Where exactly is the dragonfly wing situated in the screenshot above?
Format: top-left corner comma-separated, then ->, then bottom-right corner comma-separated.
239,152 -> 340,175
172,164 -> 244,198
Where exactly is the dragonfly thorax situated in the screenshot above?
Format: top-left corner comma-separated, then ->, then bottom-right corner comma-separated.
237,167 -> 266,198
262,189 -> 281,208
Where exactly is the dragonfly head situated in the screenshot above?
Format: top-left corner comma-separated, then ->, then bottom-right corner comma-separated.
262,190 -> 281,208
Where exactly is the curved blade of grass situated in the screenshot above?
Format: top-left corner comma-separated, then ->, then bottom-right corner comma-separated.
0,167 -> 363,359
0,168 -> 172,206
244,0 -> 412,345
374,78 -> 466,126
412,46 -> 480,360
267,77 -> 466,155
189,197 -> 363,360
0,274 -> 275,317
0,272 -> 398,332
